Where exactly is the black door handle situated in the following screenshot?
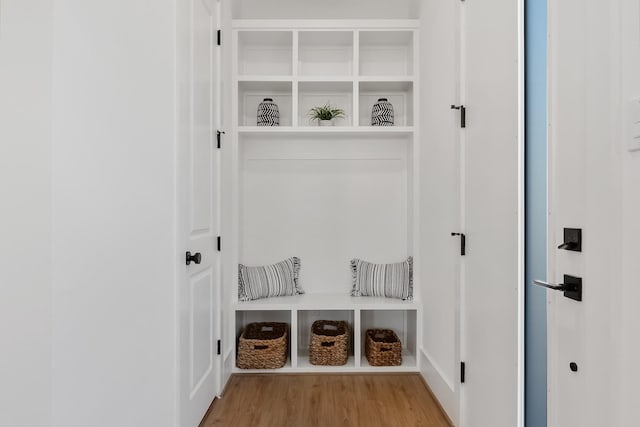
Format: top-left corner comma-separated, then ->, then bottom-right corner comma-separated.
557,228 -> 582,252
532,274 -> 582,301
185,251 -> 202,266
533,280 -> 570,291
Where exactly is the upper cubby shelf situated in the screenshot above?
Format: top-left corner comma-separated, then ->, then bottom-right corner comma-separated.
236,29 -> 414,79
238,31 -> 293,76
298,81 -> 353,127
234,26 -> 416,130
359,31 -> 414,77
359,81 -> 414,127
238,81 -> 293,126
298,31 -> 354,77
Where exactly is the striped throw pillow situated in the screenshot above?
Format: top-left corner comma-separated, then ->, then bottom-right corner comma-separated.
350,257 -> 413,301
238,257 -> 304,302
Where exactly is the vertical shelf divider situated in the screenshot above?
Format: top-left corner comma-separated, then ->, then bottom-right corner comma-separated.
291,309 -> 298,368
353,31 -> 360,127
292,31 -> 299,127
354,308 -> 362,368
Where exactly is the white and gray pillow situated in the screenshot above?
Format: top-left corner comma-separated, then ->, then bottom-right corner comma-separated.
351,257 -> 413,301
239,257 -> 304,301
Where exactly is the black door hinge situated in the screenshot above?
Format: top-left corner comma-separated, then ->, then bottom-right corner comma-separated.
217,236 -> 221,252
216,130 -> 225,149
451,232 -> 466,256
461,362 -> 466,383
451,105 -> 466,128
217,339 -> 221,355
217,30 -> 221,46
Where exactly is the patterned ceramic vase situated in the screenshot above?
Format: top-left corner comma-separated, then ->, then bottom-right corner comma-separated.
371,98 -> 394,126
257,98 -> 279,126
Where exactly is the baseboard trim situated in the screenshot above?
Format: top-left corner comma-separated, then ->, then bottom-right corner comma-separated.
221,351 -> 234,396
420,348 -> 458,426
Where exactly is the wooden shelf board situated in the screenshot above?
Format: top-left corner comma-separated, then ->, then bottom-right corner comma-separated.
234,293 -> 421,311
358,76 -> 415,82
295,350 -> 357,371
232,20 -> 420,30
359,353 -> 418,372
232,359 -> 295,374
237,75 -> 293,82
237,126 -> 415,136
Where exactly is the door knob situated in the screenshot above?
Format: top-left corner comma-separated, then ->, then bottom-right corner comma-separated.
533,274 -> 582,301
185,251 -> 202,266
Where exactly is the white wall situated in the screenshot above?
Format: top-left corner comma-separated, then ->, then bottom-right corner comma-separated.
0,2 -> 53,426
51,1 -> 178,426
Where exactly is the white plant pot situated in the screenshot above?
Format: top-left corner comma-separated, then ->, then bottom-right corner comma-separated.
318,120 -> 334,126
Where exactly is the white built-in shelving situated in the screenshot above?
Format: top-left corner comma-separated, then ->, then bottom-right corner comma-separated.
233,295 -> 419,373
233,27 -> 417,129
230,21 -> 421,374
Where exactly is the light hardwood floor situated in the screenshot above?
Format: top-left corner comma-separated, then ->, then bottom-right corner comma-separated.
202,374 -> 452,427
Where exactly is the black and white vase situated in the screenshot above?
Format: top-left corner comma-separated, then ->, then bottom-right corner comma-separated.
257,98 -> 279,126
371,98 -> 394,126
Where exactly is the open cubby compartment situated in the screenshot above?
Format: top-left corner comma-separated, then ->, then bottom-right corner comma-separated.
360,309 -> 417,369
298,81 -> 353,126
298,31 -> 354,76
359,81 -> 414,127
239,133 -> 411,295
359,31 -> 414,77
297,309 -> 356,369
238,81 -> 293,127
235,310 -> 292,370
237,31 -> 293,76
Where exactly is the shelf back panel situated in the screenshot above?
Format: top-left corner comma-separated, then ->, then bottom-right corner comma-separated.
239,136 -> 410,295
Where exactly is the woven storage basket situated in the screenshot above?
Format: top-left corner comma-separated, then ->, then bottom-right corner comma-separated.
237,322 -> 288,369
309,320 -> 349,366
365,329 -> 402,366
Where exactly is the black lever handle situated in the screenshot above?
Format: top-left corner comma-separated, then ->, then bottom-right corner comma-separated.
185,251 -> 202,266
557,242 -> 578,250
532,274 -> 583,301
533,280 -> 572,291
558,228 -> 582,252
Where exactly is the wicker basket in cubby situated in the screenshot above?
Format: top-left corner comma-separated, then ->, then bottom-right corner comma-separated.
365,329 -> 402,366
237,322 -> 288,369
309,320 -> 350,366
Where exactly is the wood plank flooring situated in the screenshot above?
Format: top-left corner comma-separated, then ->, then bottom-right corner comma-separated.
202,374 -> 452,427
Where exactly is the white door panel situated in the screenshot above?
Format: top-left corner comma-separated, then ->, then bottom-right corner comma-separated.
461,0 -> 522,426
419,0 -> 461,420
178,0 -> 220,426
547,1 -> 622,426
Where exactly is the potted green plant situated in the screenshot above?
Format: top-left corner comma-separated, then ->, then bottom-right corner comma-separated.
309,103 -> 345,126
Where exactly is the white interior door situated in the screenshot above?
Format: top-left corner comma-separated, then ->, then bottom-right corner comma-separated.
460,0 -> 523,426
418,0 -> 461,422
546,0 -> 625,426
177,0 -> 221,426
